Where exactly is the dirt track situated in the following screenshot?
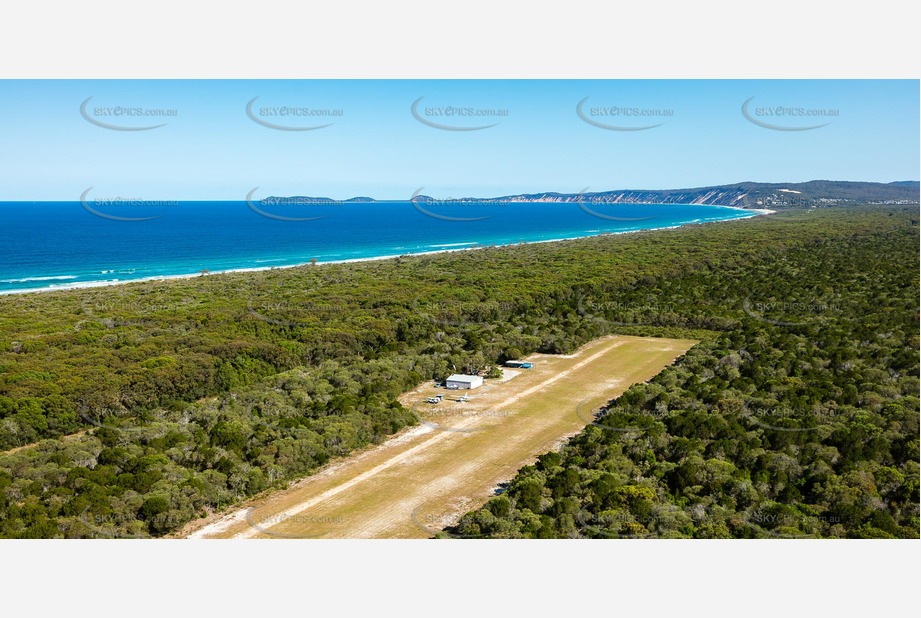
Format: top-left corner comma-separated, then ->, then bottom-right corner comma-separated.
183,334 -> 697,539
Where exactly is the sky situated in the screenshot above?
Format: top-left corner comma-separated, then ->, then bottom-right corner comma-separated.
0,79 -> 917,201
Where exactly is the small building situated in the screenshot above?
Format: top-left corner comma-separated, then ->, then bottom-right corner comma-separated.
445,374 -> 484,389
504,361 -> 533,369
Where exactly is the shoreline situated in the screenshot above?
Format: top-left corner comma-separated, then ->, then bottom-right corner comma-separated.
0,207 -> 776,297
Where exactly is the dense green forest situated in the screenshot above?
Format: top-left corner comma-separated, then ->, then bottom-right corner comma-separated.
0,207 -> 917,538
449,209 -> 920,539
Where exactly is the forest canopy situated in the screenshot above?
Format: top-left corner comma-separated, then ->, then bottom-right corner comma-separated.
0,206 -> 917,538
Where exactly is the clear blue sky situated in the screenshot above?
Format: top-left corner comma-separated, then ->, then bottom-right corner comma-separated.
0,80 -> 916,201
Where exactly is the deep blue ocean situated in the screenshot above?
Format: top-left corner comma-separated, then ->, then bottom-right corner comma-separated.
0,201 -> 760,294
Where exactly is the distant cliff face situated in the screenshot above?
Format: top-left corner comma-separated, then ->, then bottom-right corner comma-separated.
500,188 -> 753,206
493,181 -> 920,209
273,181 -> 920,209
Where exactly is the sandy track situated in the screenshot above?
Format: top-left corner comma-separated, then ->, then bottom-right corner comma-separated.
183,335 -> 697,539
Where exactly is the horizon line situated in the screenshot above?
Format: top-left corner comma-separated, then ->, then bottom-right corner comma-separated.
0,178 -> 917,203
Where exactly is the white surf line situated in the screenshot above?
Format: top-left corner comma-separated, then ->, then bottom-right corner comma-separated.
1,211 -> 772,297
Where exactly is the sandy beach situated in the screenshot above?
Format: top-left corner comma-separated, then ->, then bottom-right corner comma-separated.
0,206 -> 776,296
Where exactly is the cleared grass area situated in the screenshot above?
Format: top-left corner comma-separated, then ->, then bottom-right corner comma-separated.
183,334 -> 697,539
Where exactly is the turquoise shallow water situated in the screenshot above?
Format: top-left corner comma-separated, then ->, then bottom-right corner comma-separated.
0,200 -> 760,294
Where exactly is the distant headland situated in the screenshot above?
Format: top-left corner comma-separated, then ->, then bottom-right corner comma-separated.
267,180 -> 919,209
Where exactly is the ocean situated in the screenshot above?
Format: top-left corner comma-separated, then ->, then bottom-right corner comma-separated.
0,200 -> 765,294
